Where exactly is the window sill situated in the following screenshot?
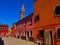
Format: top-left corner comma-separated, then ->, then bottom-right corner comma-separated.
37,37 -> 44,40
29,24 -> 32,25
57,38 -> 60,40
35,20 -> 39,22
55,14 -> 60,17
24,25 -> 26,27
57,39 -> 60,42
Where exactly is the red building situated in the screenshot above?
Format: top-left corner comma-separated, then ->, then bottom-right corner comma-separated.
0,24 -> 8,37
11,24 -> 16,37
11,13 -> 34,41
11,4 -> 25,37
11,5 -> 34,42
17,13 -> 34,41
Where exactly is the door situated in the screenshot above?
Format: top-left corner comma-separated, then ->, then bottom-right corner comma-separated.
26,31 -> 29,40
44,30 -> 53,45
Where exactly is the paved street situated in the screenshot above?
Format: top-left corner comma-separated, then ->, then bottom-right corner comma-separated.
2,37 -> 36,45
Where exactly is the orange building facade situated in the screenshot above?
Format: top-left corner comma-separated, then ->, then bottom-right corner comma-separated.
33,0 -> 60,45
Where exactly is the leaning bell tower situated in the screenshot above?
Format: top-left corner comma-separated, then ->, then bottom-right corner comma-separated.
20,4 -> 25,20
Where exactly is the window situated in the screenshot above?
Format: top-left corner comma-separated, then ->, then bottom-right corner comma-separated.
17,25 -> 20,28
35,15 -> 39,22
25,31 -> 26,36
38,30 -> 44,37
29,18 -> 32,25
24,21 -> 26,26
4,27 -> 6,30
55,5 -> 60,15
30,18 -> 32,23
0,27 -> 2,30
56,28 -> 60,40
30,30 -> 32,37
24,31 -> 26,36
24,23 -> 26,26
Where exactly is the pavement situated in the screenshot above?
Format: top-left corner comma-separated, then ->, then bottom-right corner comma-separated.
2,37 -> 36,45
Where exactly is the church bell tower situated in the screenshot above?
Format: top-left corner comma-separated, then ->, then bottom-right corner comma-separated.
20,4 -> 25,20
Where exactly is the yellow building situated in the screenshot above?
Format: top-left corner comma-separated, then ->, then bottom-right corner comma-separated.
9,27 -> 12,36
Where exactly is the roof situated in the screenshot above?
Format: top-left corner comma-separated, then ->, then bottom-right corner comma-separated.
0,24 -> 8,27
14,13 -> 33,25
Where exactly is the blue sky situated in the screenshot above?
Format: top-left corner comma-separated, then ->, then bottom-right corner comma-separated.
0,0 -> 34,26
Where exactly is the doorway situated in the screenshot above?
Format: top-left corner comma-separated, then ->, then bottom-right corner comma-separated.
44,30 -> 53,45
26,31 -> 29,40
